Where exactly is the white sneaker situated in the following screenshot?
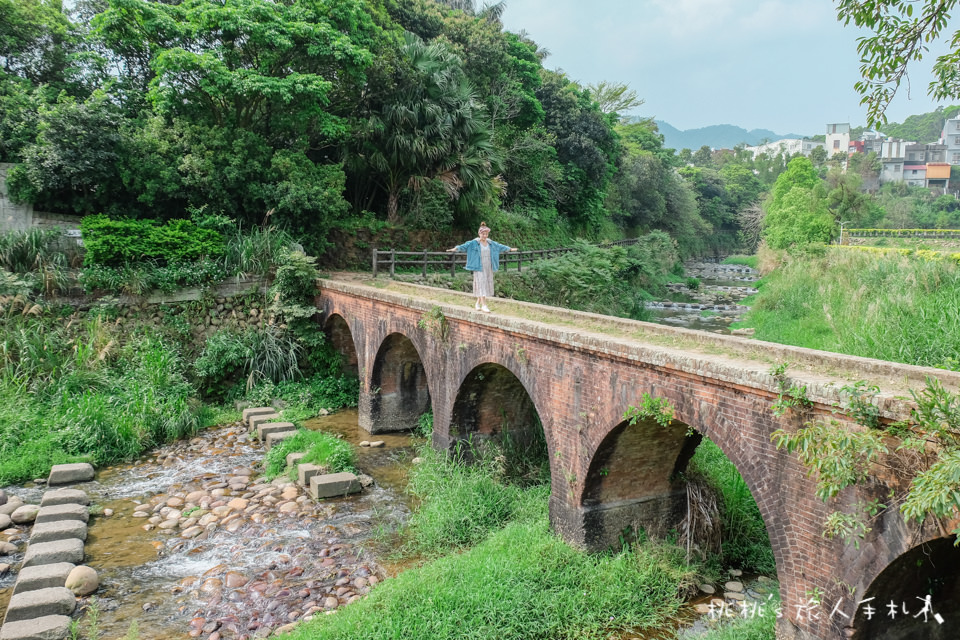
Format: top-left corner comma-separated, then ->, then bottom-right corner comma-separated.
481,305 -> 490,313
475,300 -> 481,310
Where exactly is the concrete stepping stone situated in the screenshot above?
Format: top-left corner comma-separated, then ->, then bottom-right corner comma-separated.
39,489 -> 89,507
3,587 -> 76,622
250,413 -> 281,431
0,614 -> 72,640
309,472 -> 361,499
265,430 -> 298,451
29,520 -> 87,544
242,407 -> 276,426
257,421 -> 296,440
34,504 -> 89,524
22,539 -> 84,568
47,463 -> 94,486
297,464 -> 325,487
12,563 -> 75,595
286,452 -> 306,467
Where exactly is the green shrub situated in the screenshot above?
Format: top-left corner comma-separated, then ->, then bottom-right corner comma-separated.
80,214 -> 224,267
194,327 -> 302,399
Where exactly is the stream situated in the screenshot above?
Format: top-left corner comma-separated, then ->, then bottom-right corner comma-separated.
644,260 -> 760,334
1,409 -> 414,639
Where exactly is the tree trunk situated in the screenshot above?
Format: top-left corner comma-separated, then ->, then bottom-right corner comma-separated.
387,189 -> 400,224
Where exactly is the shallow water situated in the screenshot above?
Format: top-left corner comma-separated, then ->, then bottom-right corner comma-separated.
1,410 -> 415,639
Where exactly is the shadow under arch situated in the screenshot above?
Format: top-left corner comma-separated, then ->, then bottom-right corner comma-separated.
322,313 -> 359,377
362,332 -> 430,433
853,536 -> 960,639
580,415 -> 701,549
449,362 -> 548,484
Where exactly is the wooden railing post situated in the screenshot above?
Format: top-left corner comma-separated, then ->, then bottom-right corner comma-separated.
518,249 -> 522,273
450,253 -> 456,277
372,248 -> 378,277
390,250 -> 396,277
422,250 -> 428,277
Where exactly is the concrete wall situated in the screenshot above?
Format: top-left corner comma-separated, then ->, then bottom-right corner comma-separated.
0,164 -> 82,233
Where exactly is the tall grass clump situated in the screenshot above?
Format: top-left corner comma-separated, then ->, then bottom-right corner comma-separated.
687,439 -> 776,575
0,313 -> 202,484
222,225 -> 298,277
742,247 -> 960,370
0,228 -> 76,294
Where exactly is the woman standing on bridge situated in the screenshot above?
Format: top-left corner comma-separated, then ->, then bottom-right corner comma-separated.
447,222 -> 516,313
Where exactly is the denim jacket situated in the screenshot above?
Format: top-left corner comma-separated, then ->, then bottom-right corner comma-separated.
454,239 -> 512,272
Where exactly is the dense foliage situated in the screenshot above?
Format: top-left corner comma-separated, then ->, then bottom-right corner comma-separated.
0,0 -> 765,257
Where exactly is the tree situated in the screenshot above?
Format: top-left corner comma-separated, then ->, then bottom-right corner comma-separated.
763,157 -> 834,248
585,81 -> 643,117
357,33 -> 501,223
837,0 -> 960,125
809,145 -> 828,168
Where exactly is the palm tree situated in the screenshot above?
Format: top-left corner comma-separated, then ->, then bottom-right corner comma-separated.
358,33 -> 502,223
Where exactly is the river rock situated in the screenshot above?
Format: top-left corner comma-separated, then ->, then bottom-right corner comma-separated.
227,498 -> 249,510
11,504 -> 40,524
185,490 -> 207,504
181,526 -> 203,539
725,591 -> 746,601
0,489 -> 5,506
0,541 -> 18,555
0,513 -> 10,529
357,474 -> 375,488
0,496 -> 23,516
65,565 -> 99,596
369,441 -> 385,448
724,581 -> 744,592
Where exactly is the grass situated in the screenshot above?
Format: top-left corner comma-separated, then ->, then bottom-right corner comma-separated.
262,429 -> 356,480
695,591 -> 779,640
722,255 -> 758,269
0,314 -> 203,484
738,247 -> 960,370
281,482 -> 697,640
688,439 -> 776,575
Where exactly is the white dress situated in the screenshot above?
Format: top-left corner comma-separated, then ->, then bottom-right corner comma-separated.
473,243 -> 495,298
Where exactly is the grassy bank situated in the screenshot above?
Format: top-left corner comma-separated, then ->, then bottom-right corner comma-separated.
0,312 -> 203,483
740,246 -> 960,370
282,443 -> 698,640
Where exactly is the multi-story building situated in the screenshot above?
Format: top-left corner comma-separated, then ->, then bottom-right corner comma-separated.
941,115 -> 960,164
744,138 -> 825,158
879,138 -> 908,184
826,123 -> 850,157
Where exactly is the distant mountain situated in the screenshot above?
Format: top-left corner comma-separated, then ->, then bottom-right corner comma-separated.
653,121 -> 807,151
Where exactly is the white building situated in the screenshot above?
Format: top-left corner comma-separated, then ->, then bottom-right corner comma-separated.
745,138 -> 825,158
826,123 -> 850,157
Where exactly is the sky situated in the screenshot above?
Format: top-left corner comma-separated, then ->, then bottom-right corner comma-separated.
499,0 -> 955,137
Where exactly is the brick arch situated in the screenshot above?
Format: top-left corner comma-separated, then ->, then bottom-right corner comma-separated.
852,536 -> 960,639
579,416 -> 701,548
322,313 -> 359,377
449,362 -> 538,440
362,332 -> 431,433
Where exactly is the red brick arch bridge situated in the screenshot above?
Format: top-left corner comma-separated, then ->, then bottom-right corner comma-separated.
317,277 -> 960,640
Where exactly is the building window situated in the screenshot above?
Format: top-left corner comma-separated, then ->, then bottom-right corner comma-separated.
908,153 -> 915,160
953,153 -> 960,163
912,170 -> 918,175
955,136 -> 960,144
833,140 -> 840,149
894,164 -> 900,171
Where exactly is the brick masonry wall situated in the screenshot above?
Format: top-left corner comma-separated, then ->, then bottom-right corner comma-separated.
317,279 -> 954,640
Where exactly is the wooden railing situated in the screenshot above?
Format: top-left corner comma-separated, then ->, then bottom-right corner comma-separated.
846,229 -> 960,238
371,238 -> 639,277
